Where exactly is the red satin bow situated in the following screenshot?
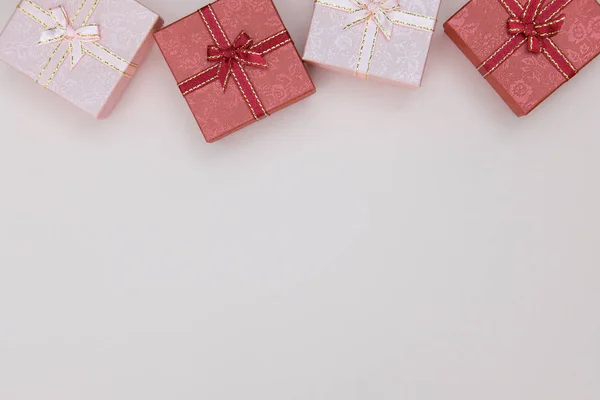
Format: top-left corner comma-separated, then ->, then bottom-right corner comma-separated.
506,2 -> 566,53
207,31 -> 268,90
177,5 -> 292,121
478,0 -> 577,80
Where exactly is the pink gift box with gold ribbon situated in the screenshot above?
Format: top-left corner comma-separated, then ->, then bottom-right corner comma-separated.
303,0 -> 441,87
0,0 -> 162,118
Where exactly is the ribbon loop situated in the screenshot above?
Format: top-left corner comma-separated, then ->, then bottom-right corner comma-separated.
505,0 -> 566,55
478,0 -> 577,80
37,6 -> 101,69
17,1 -> 137,88
177,5 -> 293,121
206,31 -> 268,90
343,0 -> 409,39
507,0 -> 567,52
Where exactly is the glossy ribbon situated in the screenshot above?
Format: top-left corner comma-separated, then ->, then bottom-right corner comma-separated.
17,0 -> 137,88
207,31 -> 268,91
314,0 -> 437,76
478,0 -> 577,79
177,5 -> 292,121
38,6 -> 100,68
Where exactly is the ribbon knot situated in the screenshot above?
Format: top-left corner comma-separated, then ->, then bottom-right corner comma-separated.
506,1 -> 566,54
345,0 -> 399,39
207,31 -> 268,90
64,25 -> 77,39
38,6 -> 100,69
478,0 -> 577,80
177,5 -> 292,121
366,0 -> 383,13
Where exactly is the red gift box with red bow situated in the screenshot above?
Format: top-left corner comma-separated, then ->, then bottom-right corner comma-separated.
444,0 -> 600,116
154,0 -> 315,142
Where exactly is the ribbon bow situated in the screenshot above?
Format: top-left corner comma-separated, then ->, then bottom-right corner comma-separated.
477,0 -> 577,80
207,31 -> 268,90
38,6 -> 100,69
345,0 -> 400,39
16,0 -> 137,88
315,0 -> 436,76
176,5 -> 292,121
506,0 -> 565,53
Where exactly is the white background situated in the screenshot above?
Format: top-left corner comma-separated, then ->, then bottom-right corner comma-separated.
1,0 -> 599,399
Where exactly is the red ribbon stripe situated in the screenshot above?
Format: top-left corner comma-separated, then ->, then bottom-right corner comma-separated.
177,5 -> 292,121
478,0 -> 577,80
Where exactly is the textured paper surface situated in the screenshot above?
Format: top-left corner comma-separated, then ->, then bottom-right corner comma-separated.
444,0 -> 600,116
154,0 -> 316,143
303,0 -> 441,87
0,0 -> 160,118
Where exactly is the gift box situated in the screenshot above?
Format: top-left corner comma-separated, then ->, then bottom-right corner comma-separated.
0,0 -> 162,119
154,0 -> 316,143
444,0 -> 600,116
303,0 -> 441,87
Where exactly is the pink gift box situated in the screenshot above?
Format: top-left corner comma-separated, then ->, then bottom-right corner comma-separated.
0,0 -> 162,118
303,0 -> 441,87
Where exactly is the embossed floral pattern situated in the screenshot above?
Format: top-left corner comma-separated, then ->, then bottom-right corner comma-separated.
520,56 -> 551,82
569,21 -> 588,42
509,79 -> 533,102
445,0 -> 600,115
154,0 -> 315,143
304,0 -> 441,87
0,0 -> 160,118
589,17 -> 600,38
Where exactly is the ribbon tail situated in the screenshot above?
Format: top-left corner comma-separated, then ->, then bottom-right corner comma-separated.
218,59 -> 232,91
39,28 -> 65,44
76,24 -> 101,39
70,40 -> 85,69
239,51 -> 268,67
507,19 -> 525,34
373,10 -> 394,39
344,9 -> 370,30
207,45 -> 223,62
528,36 -> 542,53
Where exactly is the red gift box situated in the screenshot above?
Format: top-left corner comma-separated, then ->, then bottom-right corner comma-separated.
154,0 -> 316,142
444,0 -> 600,116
